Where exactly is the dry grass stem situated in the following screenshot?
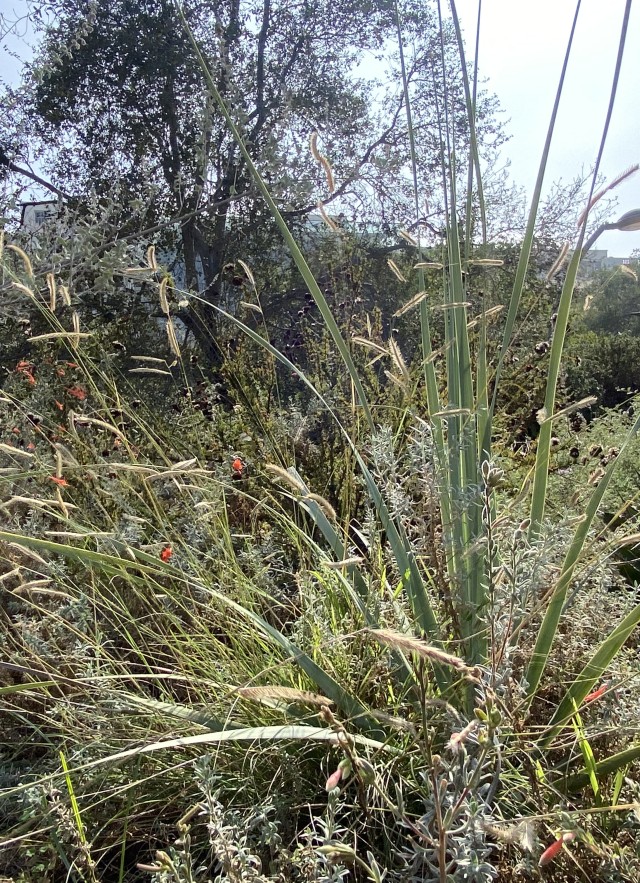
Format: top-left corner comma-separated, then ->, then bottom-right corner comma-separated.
619,264 -> 637,281
6,243 -> 34,277
351,336 -> 388,356
265,464 -> 307,492
69,415 -> 127,441
317,201 -> 341,232
546,241 -> 570,281
389,338 -> 410,382
367,628 -> 477,674
12,283 -> 35,297
47,273 -> 57,311
324,557 -> 364,569
398,228 -> 418,245
159,277 -> 170,315
309,130 -> 335,193
304,493 -> 337,520
539,397 -> 599,424
166,318 -> 181,357
240,301 -> 263,314
2,495 -> 78,511
466,259 -> 504,267
577,163 -> 639,227
387,259 -> 407,282
0,444 -> 36,459
28,332 -> 91,343
434,301 -> 472,310
393,289 -> 429,317
237,686 -> 333,707
237,259 -> 256,287
5,544 -> 49,566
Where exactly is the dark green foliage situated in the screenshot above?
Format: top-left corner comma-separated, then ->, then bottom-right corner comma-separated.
580,266 -> 640,335
565,331 -> 640,408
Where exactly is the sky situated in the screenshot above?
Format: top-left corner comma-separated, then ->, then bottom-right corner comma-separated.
466,0 -> 640,256
1,0 -> 639,255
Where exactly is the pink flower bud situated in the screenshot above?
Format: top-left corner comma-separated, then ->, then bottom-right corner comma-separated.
325,768 -> 343,791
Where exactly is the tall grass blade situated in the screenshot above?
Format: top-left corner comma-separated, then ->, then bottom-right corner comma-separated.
193,298 -> 448,691
544,599 -> 640,744
0,530 -> 380,731
4,727 -> 390,801
436,0 -> 485,665
529,0 -> 632,535
393,0 -> 451,565
525,409 -> 640,700
482,2 -> 581,458
558,743 -> 640,793
449,0 -> 486,248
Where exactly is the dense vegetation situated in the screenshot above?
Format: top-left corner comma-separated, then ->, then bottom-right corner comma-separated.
2,1 -> 640,881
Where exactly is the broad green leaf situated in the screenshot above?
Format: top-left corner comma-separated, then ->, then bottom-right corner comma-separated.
557,744 -> 640,793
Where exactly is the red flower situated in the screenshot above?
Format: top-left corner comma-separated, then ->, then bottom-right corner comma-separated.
48,476 -> 69,487
160,545 -> 173,562
16,361 -> 36,386
232,457 -> 244,473
539,832 -> 575,868
584,683 -> 608,704
66,385 -> 87,401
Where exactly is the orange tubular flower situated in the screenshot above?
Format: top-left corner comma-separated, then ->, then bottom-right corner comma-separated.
584,683 -> 608,704
160,545 -> 173,562
66,385 -> 87,401
16,361 -> 36,386
539,832 -> 575,868
48,476 -> 69,487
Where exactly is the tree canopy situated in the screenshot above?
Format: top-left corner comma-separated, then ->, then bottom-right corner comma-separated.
1,0 -> 509,362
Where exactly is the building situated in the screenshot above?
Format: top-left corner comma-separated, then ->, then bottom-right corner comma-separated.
580,248 -> 636,274
19,200 -> 60,231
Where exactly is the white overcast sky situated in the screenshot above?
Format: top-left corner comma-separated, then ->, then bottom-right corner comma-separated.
1,0 -> 639,254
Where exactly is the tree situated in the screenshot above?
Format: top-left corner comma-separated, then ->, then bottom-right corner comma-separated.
2,0 -> 507,362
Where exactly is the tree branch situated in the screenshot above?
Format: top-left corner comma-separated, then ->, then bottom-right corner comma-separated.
1,157 -> 72,200
254,0 -> 271,132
